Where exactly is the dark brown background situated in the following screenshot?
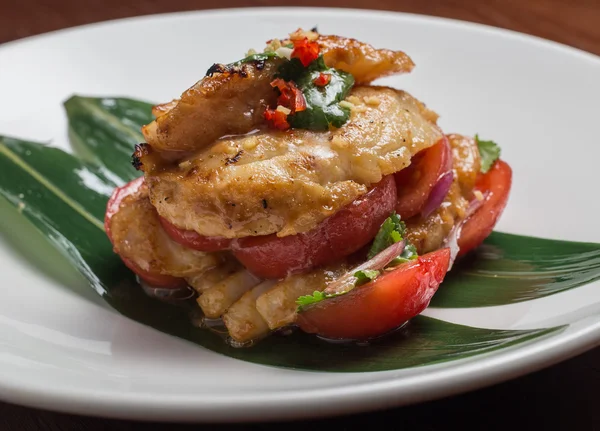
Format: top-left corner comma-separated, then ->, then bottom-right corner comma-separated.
1,1 -> 599,429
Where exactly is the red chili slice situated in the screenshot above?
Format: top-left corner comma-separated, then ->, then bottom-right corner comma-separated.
271,78 -> 306,113
264,108 -> 290,130
291,37 -> 320,66
314,72 -> 331,87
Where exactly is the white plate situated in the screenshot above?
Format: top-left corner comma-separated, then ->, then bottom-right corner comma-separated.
0,7 -> 599,422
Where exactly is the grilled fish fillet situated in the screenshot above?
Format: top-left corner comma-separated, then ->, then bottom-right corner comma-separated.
140,34 -> 414,157
318,35 -> 414,84
146,86 -> 443,239
141,58 -> 283,156
109,180 -> 221,277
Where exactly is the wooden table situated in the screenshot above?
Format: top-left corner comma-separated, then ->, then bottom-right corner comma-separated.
1,1 -> 598,429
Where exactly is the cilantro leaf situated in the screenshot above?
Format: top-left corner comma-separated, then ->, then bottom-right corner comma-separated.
368,212 -> 406,259
475,134 -> 501,173
390,243 -> 419,266
296,290 -> 347,312
296,290 -> 327,309
354,269 -> 380,286
277,56 -> 355,131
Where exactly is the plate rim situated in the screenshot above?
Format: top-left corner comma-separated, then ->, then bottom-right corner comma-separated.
1,7 -> 599,422
1,319 -> 598,422
1,6 -> 599,63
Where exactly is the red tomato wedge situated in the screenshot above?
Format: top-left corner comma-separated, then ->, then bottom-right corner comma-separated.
395,137 -> 452,219
104,176 -> 145,239
105,177 -> 187,289
297,248 -> 451,340
232,175 -> 397,279
119,256 -> 188,289
458,160 -> 512,256
159,217 -> 232,252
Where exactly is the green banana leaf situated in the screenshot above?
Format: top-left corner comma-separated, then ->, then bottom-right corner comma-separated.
431,232 -> 600,307
0,134 -> 565,372
64,96 -> 600,308
64,96 -> 153,183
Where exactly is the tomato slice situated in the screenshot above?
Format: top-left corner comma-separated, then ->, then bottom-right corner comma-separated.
458,159 -> 512,256
105,177 -> 187,289
232,175 -> 397,279
395,137 -> 452,219
104,176 -> 145,240
159,217 -> 232,252
119,256 -> 188,289
297,248 -> 451,340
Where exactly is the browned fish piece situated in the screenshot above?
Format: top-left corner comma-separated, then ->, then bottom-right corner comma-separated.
141,58 -> 283,156
147,86 -> 443,239
404,179 -> 469,254
318,35 -> 415,84
447,133 -> 481,195
140,33 -> 414,159
109,180 -> 222,277
151,100 -> 178,118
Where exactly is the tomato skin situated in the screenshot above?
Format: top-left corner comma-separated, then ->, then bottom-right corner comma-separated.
395,137 -> 452,219
458,160 -> 512,256
297,248 -> 451,340
232,175 -> 398,279
159,217 -> 232,252
104,176 -> 145,241
119,256 -> 188,289
104,177 -> 187,289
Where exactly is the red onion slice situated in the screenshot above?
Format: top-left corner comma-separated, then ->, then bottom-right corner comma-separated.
324,240 -> 406,296
443,193 -> 487,270
421,171 -> 454,219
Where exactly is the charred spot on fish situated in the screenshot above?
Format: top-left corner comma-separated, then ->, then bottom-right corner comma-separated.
262,199 -> 268,209
132,143 -> 149,170
225,150 -> 244,165
132,155 -> 142,170
206,63 -> 228,76
310,26 -> 319,33
186,166 -> 200,178
207,62 -> 253,78
255,60 -> 266,70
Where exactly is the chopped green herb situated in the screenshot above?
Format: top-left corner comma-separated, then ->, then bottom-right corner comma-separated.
475,134 -> 501,173
297,213 -> 420,312
390,243 -> 419,266
277,56 -> 355,131
296,290 -> 327,309
232,52 -> 279,66
354,269 -> 380,286
369,212 -> 420,266
368,212 -> 406,259
296,290 -> 347,312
